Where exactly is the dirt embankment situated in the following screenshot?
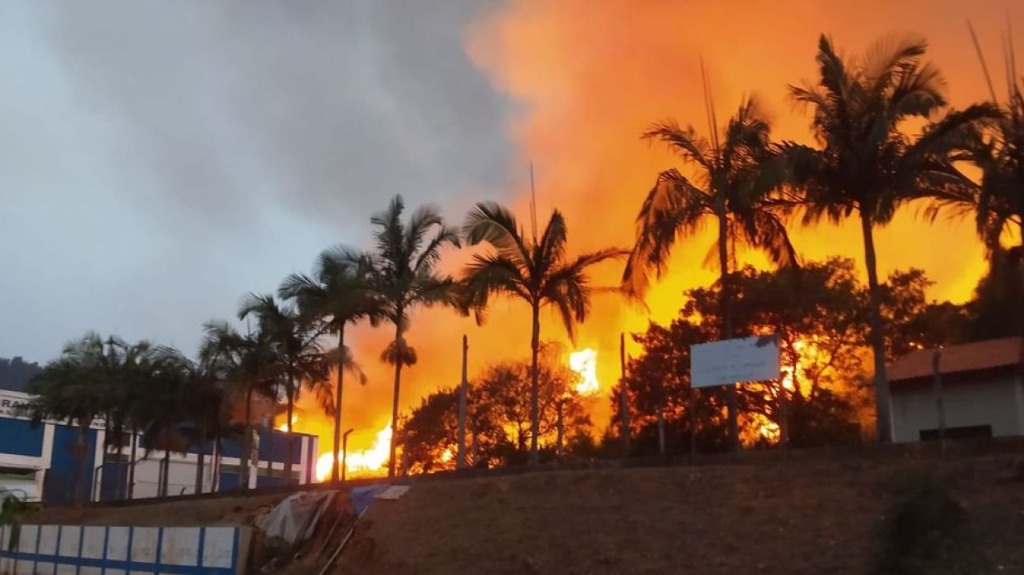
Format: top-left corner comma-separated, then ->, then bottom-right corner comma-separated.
339,456 -> 1024,575
26,492 -> 288,527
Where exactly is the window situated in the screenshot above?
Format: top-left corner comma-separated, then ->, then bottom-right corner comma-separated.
919,425 -> 992,441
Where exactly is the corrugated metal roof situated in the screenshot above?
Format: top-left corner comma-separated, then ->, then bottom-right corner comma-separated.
888,336 -> 1023,382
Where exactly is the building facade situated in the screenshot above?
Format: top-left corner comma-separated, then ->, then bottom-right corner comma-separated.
0,388 -> 319,505
888,337 -> 1024,443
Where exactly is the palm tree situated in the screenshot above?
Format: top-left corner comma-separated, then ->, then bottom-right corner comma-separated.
199,321 -> 279,489
462,201 -> 626,465
623,96 -> 798,450
926,34 -> 1021,331
782,34 -> 994,441
238,293 -> 330,484
128,346 -> 200,497
28,334 -> 109,506
279,246 -> 374,483
367,195 -> 461,478
239,294 -> 329,431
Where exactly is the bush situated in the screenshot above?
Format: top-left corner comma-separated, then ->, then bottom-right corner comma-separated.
873,468 -> 988,575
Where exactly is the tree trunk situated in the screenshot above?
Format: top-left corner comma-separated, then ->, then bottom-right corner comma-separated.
529,302 -> 541,466
115,424 -> 125,501
717,201 -> 740,452
195,449 -> 205,495
555,400 -> 564,458
127,430 -> 137,500
388,315 -> 404,479
860,212 -> 892,442
657,404 -> 666,458
241,385 -> 254,489
160,448 -> 171,497
457,334 -> 468,470
75,422 -> 89,508
331,327 -> 346,483
1019,222 -> 1024,337
619,332 -> 630,457
387,319 -> 403,476
284,373 -> 294,486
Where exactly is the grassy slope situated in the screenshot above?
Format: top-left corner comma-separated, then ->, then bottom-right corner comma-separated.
340,456 -> 1024,575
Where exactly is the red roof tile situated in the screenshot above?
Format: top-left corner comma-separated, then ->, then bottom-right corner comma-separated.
888,337 -> 1024,382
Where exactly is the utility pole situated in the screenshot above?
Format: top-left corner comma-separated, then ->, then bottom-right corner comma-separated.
457,334 -> 469,470
619,332 -> 630,458
341,428 -> 354,482
932,348 -> 946,445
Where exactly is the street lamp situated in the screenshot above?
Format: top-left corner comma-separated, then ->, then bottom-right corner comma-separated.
341,428 -> 355,482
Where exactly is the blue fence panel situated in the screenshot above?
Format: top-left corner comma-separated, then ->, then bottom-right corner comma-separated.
43,425 -> 98,506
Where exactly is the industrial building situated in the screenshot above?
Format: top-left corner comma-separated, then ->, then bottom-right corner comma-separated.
888,336 -> 1024,443
0,366 -> 319,505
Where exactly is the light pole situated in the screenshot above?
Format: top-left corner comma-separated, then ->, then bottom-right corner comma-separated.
341,428 -> 354,482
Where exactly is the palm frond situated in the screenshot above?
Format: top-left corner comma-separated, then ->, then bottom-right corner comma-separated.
463,201 -> 532,268
642,122 -> 712,170
622,169 -> 712,296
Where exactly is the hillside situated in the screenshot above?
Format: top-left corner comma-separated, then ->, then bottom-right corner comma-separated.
339,454 -> 1024,575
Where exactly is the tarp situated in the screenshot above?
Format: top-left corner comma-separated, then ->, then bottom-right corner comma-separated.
256,490 -> 337,544
349,485 -> 386,515
375,485 -> 411,501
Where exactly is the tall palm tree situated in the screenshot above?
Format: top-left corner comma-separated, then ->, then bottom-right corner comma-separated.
279,246 -> 374,483
462,201 -> 626,465
129,346 -> 199,497
238,294 -> 331,429
199,321 -> 279,489
368,195 -> 461,478
28,334 -> 109,506
623,96 -> 798,450
782,34 -> 994,441
926,35 -> 1021,331
238,293 -> 330,484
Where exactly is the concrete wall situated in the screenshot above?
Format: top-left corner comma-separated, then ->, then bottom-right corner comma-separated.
890,370 -> 1024,443
0,524 -> 250,575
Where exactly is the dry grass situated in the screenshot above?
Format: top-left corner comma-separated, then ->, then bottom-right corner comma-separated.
338,455 -> 1024,575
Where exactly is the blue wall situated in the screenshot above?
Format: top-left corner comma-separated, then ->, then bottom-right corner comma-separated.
0,418 -> 45,457
44,426 -> 98,506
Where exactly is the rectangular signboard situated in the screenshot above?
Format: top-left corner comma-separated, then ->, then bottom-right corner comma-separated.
690,335 -> 780,388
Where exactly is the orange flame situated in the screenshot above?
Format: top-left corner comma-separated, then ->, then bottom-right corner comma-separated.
569,348 -> 600,395
315,421 -> 392,482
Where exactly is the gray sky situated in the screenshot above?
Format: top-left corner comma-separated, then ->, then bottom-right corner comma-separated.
0,1 -> 513,363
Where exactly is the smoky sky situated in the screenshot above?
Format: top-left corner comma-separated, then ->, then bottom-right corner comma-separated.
0,1 -> 513,362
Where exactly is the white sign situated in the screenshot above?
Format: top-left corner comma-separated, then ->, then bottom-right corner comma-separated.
0,390 -> 106,429
691,335 -> 780,388
0,390 -> 32,419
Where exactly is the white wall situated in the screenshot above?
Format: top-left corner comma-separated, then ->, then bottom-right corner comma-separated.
890,371 -> 1024,443
0,523 -> 250,575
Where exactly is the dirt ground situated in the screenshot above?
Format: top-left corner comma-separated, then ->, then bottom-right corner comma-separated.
338,454 -> 1024,575
26,492 -> 288,527
20,452 -> 1024,574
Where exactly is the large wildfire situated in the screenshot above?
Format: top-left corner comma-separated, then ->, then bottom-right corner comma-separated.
283,1 -> 1017,475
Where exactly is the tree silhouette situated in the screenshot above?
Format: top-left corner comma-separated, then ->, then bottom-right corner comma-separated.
462,201 -> 624,465
624,96 -> 798,450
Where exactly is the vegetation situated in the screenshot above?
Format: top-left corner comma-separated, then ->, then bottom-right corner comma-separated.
623,96 -> 798,450
366,196 -> 462,479
279,247 -> 375,483
461,202 -> 624,465
397,351 -> 592,473
780,35 -> 993,441
17,31 -> 1024,493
